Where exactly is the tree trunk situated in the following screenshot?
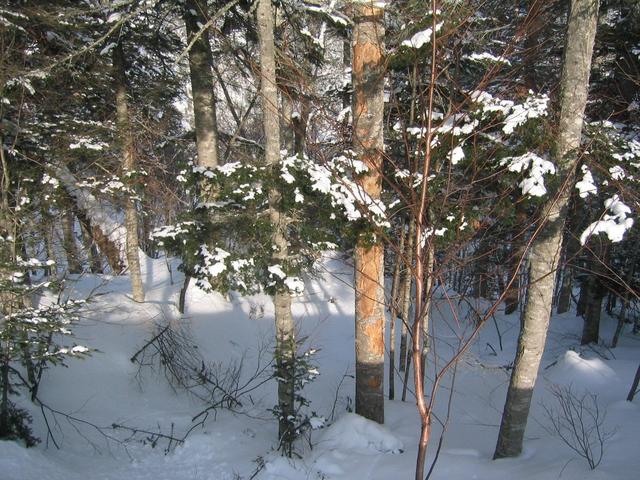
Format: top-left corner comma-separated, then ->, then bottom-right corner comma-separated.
388,224 -> 405,401
54,165 -> 124,273
113,41 -> 144,302
505,205 -> 528,314
627,363 -> 640,402
420,242 -> 435,385
62,210 -> 82,274
257,0 -> 297,454
352,2 -> 385,424
180,0 -> 221,311
581,242 -> 607,345
494,0 -> 599,459
77,213 -> 103,274
399,219 -> 415,375
557,197 -> 581,313
183,0 -> 220,170
612,240 -> 640,347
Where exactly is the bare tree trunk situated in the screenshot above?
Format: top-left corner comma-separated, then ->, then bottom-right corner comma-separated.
581,242 -> 607,345
257,0 -> 296,454
179,0 -> 221,312
62,210 -> 82,274
627,363 -> 640,402
494,0 -> 599,459
388,224 -> 405,400
183,0 -> 220,170
352,2 -> 385,424
557,197 -> 581,313
54,165 -> 124,273
113,41 -> 144,302
505,206 -> 527,314
612,240 -> 640,347
77,214 -> 103,274
420,242 -> 435,385
399,219 -> 415,376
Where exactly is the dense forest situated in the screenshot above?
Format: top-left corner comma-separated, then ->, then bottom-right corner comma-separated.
1,1 -> 639,479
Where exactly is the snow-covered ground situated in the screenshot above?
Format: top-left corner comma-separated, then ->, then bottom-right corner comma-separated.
2,253 -> 639,480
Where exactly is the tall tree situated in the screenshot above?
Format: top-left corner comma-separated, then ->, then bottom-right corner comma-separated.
183,0 -> 220,170
257,0 -> 297,453
113,39 -> 145,303
352,1 -> 386,424
178,0 -> 221,313
494,0 -> 600,459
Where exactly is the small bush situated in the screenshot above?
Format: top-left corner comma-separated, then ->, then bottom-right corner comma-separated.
543,385 -> 614,470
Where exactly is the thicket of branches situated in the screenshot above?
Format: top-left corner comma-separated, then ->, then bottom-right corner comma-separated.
1,0 -> 639,477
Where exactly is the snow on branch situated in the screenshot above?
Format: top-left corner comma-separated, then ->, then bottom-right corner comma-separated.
580,195 -> 634,245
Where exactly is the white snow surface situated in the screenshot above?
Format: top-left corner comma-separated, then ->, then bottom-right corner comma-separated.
1,254 -> 639,480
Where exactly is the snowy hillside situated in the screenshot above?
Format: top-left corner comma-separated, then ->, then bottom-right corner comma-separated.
1,254 -> 639,480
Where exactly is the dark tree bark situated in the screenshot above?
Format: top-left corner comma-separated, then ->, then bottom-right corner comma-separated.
581,242 -> 608,345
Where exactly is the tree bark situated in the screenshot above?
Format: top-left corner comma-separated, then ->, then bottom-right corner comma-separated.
113,40 -> 144,302
62,210 -> 82,274
257,0 -> 297,453
627,363 -> 640,402
612,240 -> 640,347
388,224 -> 405,400
54,164 -> 124,273
399,219 -> 415,375
352,2 -> 385,424
183,0 -> 220,170
180,0 -> 221,311
581,242 -> 607,345
494,0 -> 599,459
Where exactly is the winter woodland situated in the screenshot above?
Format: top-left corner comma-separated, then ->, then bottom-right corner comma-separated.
1,1 -> 640,479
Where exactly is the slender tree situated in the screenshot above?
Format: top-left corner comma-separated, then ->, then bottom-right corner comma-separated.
257,0 -> 297,453
178,0 -> 221,313
113,39 -> 144,303
494,0 -> 600,459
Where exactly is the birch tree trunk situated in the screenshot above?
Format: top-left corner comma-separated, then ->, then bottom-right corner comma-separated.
352,2 -> 385,424
494,0 -> 599,459
257,0 -> 296,453
113,40 -> 144,303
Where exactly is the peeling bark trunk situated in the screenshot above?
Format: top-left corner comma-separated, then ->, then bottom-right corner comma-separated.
494,0 -> 599,459
257,0 -> 296,453
113,40 -> 144,303
352,2 -> 385,424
